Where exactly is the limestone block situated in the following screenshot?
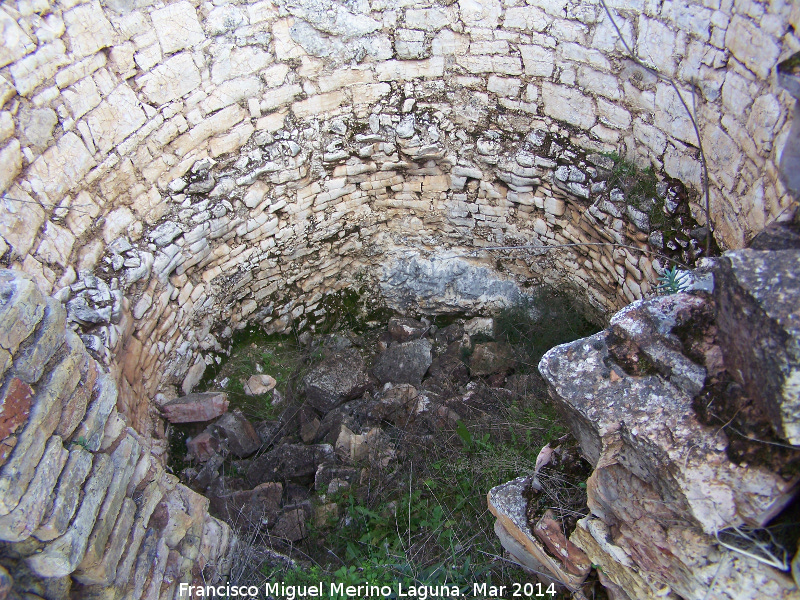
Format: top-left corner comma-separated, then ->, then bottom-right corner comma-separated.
86,83 -> 147,154
170,104 -> 245,157
35,222 -> 76,269
504,6 -> 551,31
725,15 -> 780,80
0,111 -> 12,144
715,249 -> 800,444
160,484 -> 209,548
519,45 -> 554,77
0,435 -> 67,542
33,446 -> 93,542
63,1 -> 115,58
201,77 -> 261,114
62,75 -> 102,120
459,0 -> 502,28
138,52 -> 201,106
597,97 -> 631,130
636,16 -> 676,76
746,94 -> 782,153
26,131 -> 95,204
18,107 -> 57,151
14,296 -> 66,384
0,7 -> 35,68
633,119 -> 667,155
0,327 -> 84,510
211,46 -> 273,85
282,0 -> 379,38
55,52 -> 107,90
405,8 -> 452,30
376,57 -> 444,81
292,90 -> 346,119
209,122 -> 254,157
578,67 -> 621,100
206,3 -> 247,35
351,83 -> 390,105
161,392 -> 228,423
0,270 -> 45,357
457,55 -> 523,75
151,1 -> 205,55
272,18 -> 305,60
0,140 -> 22,196
431,30 -> 469,56
260,83 -> 303,111
703,125 -> 742,190
9,40 -> 69,96
541,82 -> 595,129
654,83 -> 698,146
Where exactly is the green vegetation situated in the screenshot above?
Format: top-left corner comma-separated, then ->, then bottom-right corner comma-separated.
495,288 -> 600,371
656,265 -> 690,295
265,383 -> 572,598
603,152 -> 668,229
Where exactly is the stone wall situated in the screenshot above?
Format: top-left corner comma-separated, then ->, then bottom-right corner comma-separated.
0,269 -> 234,599
0,0 -> 798,434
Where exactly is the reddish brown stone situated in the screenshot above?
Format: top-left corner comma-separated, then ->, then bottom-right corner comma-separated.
0,378 -> 33,467
533,509 -> 591,578
187,431 -> 219,463
161,392 -> 228,424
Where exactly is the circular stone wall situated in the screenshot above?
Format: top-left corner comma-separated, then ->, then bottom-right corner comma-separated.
0,0 -> 798,434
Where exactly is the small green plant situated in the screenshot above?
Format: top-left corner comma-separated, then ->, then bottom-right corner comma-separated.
656,265 -> 689,295
70,436 -> 90,450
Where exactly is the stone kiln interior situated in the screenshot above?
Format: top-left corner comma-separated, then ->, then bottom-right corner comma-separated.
0,0 -> 799,598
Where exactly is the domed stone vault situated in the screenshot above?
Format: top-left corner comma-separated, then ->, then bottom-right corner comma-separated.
0,0 -> 798,598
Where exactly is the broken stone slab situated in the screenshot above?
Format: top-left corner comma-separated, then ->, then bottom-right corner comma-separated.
187,431 -> 219,463
488,476 -> 590,591
533,509 -> 592,579
540,300 -> 798,535
303,347 -> 371,413
314,464 -> 360,492
582,462 -> 799,600
494,520 -> 562,585
714,248 -> 800,444
209,409 -> 261,457
388,316 -> 428,341
372,338 -> 432,386
0,270 -> 46,356
160,392 -> 228,423
608,293 -> 708,397
272,508 -> 307,542
208,481 -> 282,528
469,342 -> 515,376
247,443 -> 334,486
464,316 -> 494,339
571,517 -> 674,600
244,373 -> 276,396
55,358 -> 98,440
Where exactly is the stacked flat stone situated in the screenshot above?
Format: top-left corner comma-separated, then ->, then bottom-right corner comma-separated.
0,269 -> 234,599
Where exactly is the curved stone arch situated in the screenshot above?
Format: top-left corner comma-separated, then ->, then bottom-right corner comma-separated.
0,0 -> 796,434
